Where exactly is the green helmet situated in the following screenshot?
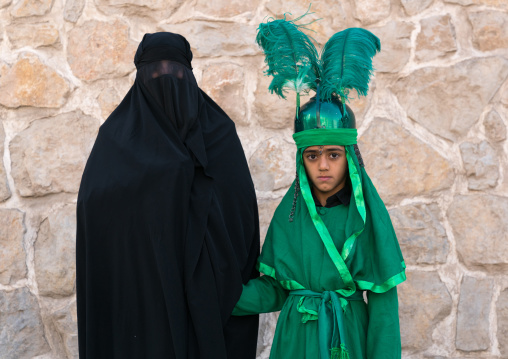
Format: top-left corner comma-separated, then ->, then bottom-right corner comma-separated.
295,96 -> 356,133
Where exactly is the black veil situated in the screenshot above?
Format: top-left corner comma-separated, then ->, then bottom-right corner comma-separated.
76,32 -> 260,359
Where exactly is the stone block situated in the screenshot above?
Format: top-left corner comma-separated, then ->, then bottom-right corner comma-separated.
195,0 -> 258,17
391,57 -> 508,141
448,195 -> 508,271
353,0 -> 390,25
67,20 -> 137,81
0,124 -> 11,202
63,0 -> 85,23
200,62 -> 248,126
0,209 -> 26,285
469,10 -> 508,52
265,0 -> 351,45
498,288 -> 508,357
389,203 -> 448,265
416,14 -> 457,62
10,0 -> 53,17
0,53 -> 69,108
369,21 -> 414,73
401,0 -> 433,16
460,140 -> 499,190
35,204 -> 76,297
0,288 -> 50,358
484,109 -> 506,142
249,137 -> 295,192
456,276 -> 492,351
253,72 -> 296,129
445,0 -> 508,10
0,0 -> 12,9
257,312 -> 279,358
159,21 -> 258,58
398,271 -> 452,350
6,22 -> 59,49
51,299 -> 78,358
258,198 -> 280,244
96,0 -> 169,10
97,86 -> 122,120
9,111 -> 100,197
358,119 -> 455,204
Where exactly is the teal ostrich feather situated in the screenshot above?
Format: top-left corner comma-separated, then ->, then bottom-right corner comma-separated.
256,12 -> 321,99
320,28 -> 381,102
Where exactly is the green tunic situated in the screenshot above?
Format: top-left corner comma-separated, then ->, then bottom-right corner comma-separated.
233,141 -> 406,359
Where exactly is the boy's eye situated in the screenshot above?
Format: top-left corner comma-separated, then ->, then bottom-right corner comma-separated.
306,154 -> 317,160
330,153 -> 341,159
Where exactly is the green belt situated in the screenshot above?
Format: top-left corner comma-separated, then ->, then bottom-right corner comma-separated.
289,289 -> 364,359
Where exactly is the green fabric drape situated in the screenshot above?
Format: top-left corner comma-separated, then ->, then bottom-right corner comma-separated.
233,128 -> 406,358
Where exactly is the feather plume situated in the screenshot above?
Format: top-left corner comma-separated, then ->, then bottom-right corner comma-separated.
320,28 -> 381,102
256,12 -> 321,99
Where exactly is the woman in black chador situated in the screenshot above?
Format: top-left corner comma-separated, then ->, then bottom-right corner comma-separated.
76,32 -> 260,359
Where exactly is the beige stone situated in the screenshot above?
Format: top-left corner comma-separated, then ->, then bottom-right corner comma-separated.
484,109 -> 506,142
0,53 -> 69,108
369,21 -> 414,73
195,0 -> 257,17
353,0 -> 390,25
264,0 -> 351,45
10,0 -> 53,17
200,62 -> 248,126
445,0 -> 508,9
159,21 -> 258,58
35,204 -> 76,297
258,198 -> 280,244
0,288 -> 50,358
6,22 -> 59,49
358,119 -> 455,204
389,203 -> 448,265
391,57 -> 508,141
63,0 -> 85,23
253,71 -> 297,129
9,111 -> 100,197
249,137 -> 296,192
401,0 -> 433,16
456,276 -> 492,351
257,312 -> 280,358
97,86 -> 122,120
0,124 -> 11,202
416,15 -> 457,62
469,10 -> 508,52
498,288 -> 508,357
448,195 -> 508,271
51,299 -> 78,358
96,0 -> 168,10
398,271 -> 452,350
67,20 -> 137,81
1,0 -> 12,9
460,141 -> 499,190
0,209 -> 26,285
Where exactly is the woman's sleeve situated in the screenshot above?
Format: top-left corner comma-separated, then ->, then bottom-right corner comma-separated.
232,275 -> 289,316
366,286 -> 401,358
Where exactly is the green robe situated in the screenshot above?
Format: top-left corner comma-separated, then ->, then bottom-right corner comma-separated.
234,135 -> 405,359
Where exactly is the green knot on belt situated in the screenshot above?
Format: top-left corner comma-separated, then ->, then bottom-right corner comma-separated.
289,289 -> 364,359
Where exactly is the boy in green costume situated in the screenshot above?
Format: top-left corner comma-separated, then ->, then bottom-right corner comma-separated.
232,13 -> 406,359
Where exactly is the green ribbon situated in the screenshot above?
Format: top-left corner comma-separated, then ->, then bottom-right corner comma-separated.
290,289 -> 364,359
293,128 -> 358,149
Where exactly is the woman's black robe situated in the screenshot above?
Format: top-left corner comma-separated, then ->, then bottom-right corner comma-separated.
76,32 -> 259,359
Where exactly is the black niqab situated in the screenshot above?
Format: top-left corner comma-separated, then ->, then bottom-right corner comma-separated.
76,32 -> 260,359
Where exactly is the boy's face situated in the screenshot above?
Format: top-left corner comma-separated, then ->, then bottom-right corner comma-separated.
302,145 -> 348,198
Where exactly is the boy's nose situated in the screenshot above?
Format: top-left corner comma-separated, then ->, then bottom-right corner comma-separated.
318,157 -> 329,170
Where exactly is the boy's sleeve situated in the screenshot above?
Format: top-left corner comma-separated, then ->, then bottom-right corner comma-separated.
232,275 -> 289,316
366,286 -> 401,358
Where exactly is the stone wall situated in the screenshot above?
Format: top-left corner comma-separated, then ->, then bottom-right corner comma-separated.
0,0 -> 507,358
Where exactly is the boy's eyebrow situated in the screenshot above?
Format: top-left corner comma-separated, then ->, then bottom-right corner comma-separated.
303,147 -> 345,153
